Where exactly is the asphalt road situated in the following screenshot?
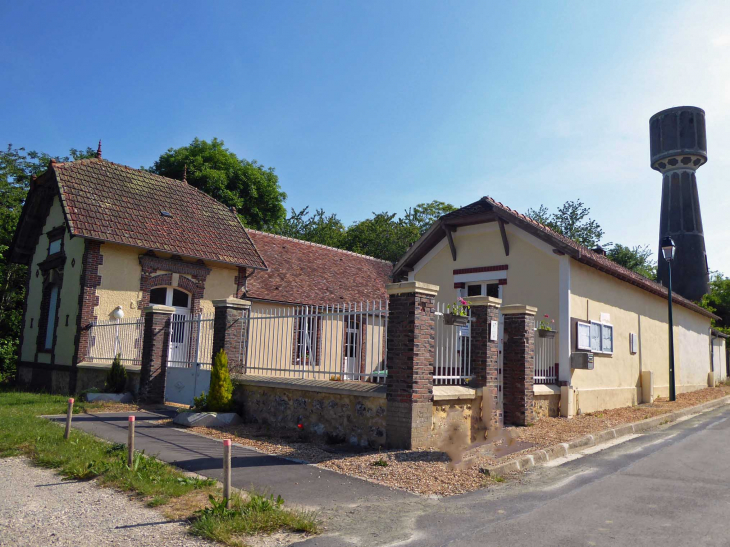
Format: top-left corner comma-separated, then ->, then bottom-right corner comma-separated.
51,405 -> 730,547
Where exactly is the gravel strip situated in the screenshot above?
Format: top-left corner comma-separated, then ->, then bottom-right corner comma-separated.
145,385 -> 730,497
0,457 -> 211,547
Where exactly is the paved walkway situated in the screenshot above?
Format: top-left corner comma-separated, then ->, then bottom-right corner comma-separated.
48,411 -> 411,510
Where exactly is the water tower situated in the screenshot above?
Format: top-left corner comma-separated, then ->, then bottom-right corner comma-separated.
650,106 -> 710,301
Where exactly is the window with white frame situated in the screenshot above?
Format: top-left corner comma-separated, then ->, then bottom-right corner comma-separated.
576,320 -> 613,354
294,314 -> 319,367
462,282 -> 501,299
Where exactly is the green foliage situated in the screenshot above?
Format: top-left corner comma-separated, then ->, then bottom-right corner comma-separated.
192,390 -> 209,411
526,200 -> 604,248
0,390 -> 215,501
403,200 -> 458,234
700,273 -> 730,334
605,243 -> 657,280
0,144 -> 95,383
149,138 -> 287,230
105,353 -> 127,393
208,350 -> 234,412
273,206 -> 347,248
191,491 -> 319,545
343,211 -> 420,263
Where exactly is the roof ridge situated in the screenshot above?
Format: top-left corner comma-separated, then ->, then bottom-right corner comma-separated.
480,196 -> 709,313
248,229 -> 393,265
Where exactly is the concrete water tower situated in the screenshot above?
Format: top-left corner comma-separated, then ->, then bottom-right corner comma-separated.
650,106 -> 710,301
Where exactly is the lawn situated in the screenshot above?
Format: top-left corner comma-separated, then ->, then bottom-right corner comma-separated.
0,389 -> 319,546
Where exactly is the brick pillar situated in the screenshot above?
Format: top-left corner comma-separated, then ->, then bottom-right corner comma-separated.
468,296 -> 503,430
139,304 -> 174,403
385,281 -> 438,449
212,298 -> 251,375
501,304 -> 537,426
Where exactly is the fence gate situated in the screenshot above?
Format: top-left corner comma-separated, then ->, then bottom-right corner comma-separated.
164,314 -> 214,406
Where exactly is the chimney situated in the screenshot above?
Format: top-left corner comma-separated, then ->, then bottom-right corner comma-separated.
592,245 -> 606,256
650,106 -> 710,301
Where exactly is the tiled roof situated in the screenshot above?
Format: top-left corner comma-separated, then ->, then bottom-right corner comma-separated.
50,158 -> 267,269
428,197 -> 718,320
246,230 -> 392,306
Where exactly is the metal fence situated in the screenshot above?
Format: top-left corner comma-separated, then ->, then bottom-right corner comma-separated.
534,330 -> 558,384
86,318 -> 144,366
433,302 -> 472,385
244,301 -> 388,382
168,314 -> 215,369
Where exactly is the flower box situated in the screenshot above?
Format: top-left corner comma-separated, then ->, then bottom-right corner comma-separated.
538,329 -> 556,339
444,313 -> 469,326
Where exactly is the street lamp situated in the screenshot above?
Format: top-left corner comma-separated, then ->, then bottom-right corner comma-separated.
661,236 -> 676,402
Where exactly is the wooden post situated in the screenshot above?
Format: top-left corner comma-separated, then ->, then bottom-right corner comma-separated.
223,439 -> 232,507
128,416 -> 135,468
64,398 -> 74,440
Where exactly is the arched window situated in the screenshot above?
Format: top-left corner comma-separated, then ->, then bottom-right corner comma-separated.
149,287 -> 190,309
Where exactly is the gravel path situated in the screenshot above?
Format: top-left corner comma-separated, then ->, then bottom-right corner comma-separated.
0,457 -> 212,547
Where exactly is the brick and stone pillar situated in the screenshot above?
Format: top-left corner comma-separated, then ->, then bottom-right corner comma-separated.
385,281 -> 438,450
139,304 -> 174,403
212,298 -> 251,375
501,304 -> 537,426
468,296 -> 503,430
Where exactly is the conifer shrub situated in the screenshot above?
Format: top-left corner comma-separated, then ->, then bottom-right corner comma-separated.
105,353 -> 127,393
207,349 -> 234,412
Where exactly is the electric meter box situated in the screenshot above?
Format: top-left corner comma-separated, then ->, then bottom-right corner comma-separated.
571,352 -> 594,370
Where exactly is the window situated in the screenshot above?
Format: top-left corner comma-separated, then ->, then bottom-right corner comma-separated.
149,287 -> 191,308
44,285 -> 59,350
464,282 -> 501,299
48,238 -> 62,256
577,320 -> 613,354
294,315 -> 318,366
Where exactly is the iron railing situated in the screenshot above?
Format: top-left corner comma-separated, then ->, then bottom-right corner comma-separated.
433,302 -> 472,385
86,318 -> 144,366
534,329 -> 558,384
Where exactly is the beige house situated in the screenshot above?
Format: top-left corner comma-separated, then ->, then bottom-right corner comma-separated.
393,196 -> 724,415
10,155 -> 391,397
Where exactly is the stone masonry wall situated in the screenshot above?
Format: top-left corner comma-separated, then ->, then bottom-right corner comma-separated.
233,381 -> 387,447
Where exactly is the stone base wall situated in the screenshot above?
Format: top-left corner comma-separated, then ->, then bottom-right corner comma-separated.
16,362 -> 140,395
432,398 -> 477,442
233,380 -> 387,447
533,392 -> 560,418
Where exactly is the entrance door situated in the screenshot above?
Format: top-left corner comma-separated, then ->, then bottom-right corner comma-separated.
343,315 -> 360,380
149,287 -> 192,367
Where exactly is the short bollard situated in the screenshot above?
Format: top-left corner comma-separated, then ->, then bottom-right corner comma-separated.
223,439 -> 232,507
128,416 -> 135,468
64,398 -> 74,440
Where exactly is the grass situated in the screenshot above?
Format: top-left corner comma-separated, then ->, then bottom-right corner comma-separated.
0,389 -> 320,546
190,491 -> 319,547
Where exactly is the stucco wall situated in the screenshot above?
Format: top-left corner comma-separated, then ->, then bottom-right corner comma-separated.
200,266 -> 238,315
21,196 -> 84,366
711,337 -> 727,383
412,223 -> 561,356
569,260 -> 712,413
96,243 -> 144,320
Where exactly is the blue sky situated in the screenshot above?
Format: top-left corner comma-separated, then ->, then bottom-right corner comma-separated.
2,1 -> 730,273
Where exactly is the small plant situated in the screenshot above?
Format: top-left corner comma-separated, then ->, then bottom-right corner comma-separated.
446,297 -> 470,317
192,391 -> 208,411
329,375 -> 342,382
207,350 -> 234,412
371,458 -> 388,467
538,314 -> 555,331
105,353 -> 127,393
493,475 -> 506,483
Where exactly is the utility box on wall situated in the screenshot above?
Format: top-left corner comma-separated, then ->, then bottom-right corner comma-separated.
571,352 -> 594,370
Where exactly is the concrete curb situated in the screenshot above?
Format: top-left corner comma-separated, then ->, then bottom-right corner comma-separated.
481,395 -> 730,477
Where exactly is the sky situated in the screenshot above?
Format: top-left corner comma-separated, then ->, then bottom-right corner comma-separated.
2,1 -> 730,273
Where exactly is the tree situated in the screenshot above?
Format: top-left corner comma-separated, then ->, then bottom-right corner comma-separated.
404,201 -> 458,235
605,243 -> 657,281
0,144 -> 95,382
148,138 -> 287,230
526,200 -> 604,248
700,273 -> 730,334
207,349 -> 234,412
273,206 -> 347,248
344,212 -> 421,263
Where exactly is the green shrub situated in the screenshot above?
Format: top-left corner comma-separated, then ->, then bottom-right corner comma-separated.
105,353 -> 127,393
192,391 -> 208,411
207,350 -> 233,412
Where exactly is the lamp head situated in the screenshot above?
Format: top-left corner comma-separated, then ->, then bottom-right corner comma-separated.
111,306 -> 125,320
661,236 -> 676,262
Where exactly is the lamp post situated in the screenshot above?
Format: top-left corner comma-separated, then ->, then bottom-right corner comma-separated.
661,237 -> 676,402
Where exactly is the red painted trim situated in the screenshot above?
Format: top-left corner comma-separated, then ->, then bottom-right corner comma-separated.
453,265 -> 508,275
453,282 -> 465,289
498,278 -> 508,285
